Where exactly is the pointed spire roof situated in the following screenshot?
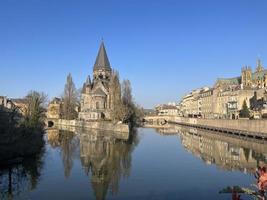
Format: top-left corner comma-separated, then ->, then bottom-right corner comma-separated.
86,75 -> 91,85
93,42 -> 111,70
256,58 -> 264,72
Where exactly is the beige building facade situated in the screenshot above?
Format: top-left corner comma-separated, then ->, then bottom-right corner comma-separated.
179,58 -> 266,119
47,97 -> 63,119
199,88 -> 213,118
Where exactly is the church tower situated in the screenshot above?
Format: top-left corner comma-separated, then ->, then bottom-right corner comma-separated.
93,42 -> 112,82
256,58 -> 264,72
241,66 -> 252,88
79,41 -> 114,121
254,58 -> 266,88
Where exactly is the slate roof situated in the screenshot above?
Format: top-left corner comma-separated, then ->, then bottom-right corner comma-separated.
93,42 -> 111,70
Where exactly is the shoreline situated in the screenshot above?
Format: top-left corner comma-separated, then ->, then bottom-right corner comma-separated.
50,119 -> 130,133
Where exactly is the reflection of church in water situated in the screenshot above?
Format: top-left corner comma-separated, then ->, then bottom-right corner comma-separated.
47,129 -> 138,200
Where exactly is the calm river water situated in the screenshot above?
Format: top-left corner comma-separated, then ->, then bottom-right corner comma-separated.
1,125 -> 267,200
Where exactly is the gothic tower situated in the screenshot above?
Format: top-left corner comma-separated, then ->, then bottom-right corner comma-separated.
256,58 -> 264,72
241,66 -> 252,88
93,42 -> 112,82
254,58 -> 266,88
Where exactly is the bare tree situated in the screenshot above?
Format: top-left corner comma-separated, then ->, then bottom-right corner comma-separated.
62,73 -> 78,120
121,80 -> 144,126
24,91 -> 47,128
109,74 -> 144,126
110,71 -> 123,122
122,80 -> 133,107
121,80 -> 134,123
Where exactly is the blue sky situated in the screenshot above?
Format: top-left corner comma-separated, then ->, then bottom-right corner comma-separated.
1,0 -> 267,108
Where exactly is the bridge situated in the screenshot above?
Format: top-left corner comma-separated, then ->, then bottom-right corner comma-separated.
45,118 -> 58,128
144,115 -> 176,126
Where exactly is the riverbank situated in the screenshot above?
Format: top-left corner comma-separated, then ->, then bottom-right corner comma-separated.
0,127 -> 45,165
169,117 -> 267,139
53,119 -> 129,133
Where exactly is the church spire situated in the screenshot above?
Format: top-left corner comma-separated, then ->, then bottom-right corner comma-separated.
93,41 -> 111,70
86,75 -> 91,85
256,57 -> 264,72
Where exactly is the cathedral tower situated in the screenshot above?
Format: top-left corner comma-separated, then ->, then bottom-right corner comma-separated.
241,66 -> 252,88
256,58 -> 264,72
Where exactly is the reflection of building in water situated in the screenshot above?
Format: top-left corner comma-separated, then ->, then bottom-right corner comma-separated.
179,127 -> 267,173
155,124 -> 183,135
80,129 -> 137,200
47,128 -> 138,200
47,128 -> 61,147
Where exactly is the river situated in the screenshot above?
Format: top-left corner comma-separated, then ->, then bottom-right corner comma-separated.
1,125 -> 267,200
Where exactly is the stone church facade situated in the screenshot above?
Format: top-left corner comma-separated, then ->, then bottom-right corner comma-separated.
79,42 -> 113,121
241,59 -> 267,89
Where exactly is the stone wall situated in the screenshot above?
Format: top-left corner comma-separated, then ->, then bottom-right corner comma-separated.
172,117 -> 267,134
56,119 -> 129,133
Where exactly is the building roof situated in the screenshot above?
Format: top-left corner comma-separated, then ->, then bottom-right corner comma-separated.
10,98 -> 28,104
158,104 -> 177,110
216,77 -> 241,85
93,42 -> 111,70
50,97 -> 62,104
92,88 -> 107,96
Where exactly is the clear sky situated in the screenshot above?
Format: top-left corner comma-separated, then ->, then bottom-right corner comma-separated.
1,0 -> 267,108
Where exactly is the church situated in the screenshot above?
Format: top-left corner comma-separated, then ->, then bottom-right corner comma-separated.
79,42 -> 114,121
241,59 -> 267,89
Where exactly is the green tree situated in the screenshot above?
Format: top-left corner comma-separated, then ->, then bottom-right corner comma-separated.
62,73 -> 78,120
239,100 -> 250,118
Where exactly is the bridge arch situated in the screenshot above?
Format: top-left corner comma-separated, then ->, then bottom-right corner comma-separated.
47,121 -> 54,127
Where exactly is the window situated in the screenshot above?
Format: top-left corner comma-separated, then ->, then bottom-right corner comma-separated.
96,102 -> 99,109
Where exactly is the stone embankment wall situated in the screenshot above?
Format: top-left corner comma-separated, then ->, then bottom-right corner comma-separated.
171,117 -> 267,134
56,119 -> 129,133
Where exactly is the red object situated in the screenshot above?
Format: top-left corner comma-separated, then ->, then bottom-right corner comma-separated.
258,172 -> 267,191
232,191 -> 241,200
